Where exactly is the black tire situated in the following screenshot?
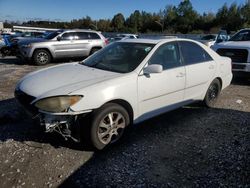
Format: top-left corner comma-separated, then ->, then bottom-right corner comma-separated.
90,48 -> 100,55
33,49 -> 51,65
86,103 -> 130,150
0,46 -> 11,57
204,79 -> 221,107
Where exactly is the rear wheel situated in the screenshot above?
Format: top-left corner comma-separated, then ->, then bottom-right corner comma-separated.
87,103 -> 130,150
204,79 -> 221,107
90,48 -> 101,55
33,49 -> 51,65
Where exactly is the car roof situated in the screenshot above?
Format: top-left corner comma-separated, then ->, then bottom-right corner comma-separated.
118,38 -> 198,45
62,29 -> 99,33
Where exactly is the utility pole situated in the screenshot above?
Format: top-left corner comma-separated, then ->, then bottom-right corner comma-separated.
90,21 -> 98,30
154,20 -> 164,33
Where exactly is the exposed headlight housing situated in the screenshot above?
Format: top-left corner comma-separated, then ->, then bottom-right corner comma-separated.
34,95 -> 83,113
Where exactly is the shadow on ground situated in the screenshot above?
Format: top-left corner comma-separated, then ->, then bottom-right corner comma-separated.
231,76 -> 250,86
0,57 -> 22,65
58,107 -> 250,187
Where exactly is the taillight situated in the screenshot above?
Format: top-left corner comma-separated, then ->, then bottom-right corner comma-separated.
104,38 -> 109,45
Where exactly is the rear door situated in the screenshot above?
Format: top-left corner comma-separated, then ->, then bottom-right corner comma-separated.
74,32 -> 92,56
179,41 -> 216,100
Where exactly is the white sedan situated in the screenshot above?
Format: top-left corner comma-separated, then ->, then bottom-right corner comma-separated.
15,38 -> 232,150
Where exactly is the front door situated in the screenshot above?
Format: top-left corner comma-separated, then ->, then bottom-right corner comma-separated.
138,42 -> 186,120
53,32 -> 81,58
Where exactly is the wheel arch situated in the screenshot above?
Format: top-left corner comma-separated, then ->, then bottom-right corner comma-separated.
215,77 -> 223,89
102,99 -> 134,124
202,77 -> 223,100
89,46 -> 102,55
32,48 -> 54,59
91,46 -> 102,50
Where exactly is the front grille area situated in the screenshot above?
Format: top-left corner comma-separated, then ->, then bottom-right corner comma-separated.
216,48 -> 248,63
232,64 -> 246,70
15,89 -> 38,114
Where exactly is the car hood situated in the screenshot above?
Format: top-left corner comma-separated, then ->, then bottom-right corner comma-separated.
18,38 -> 47,45
214,41 -> 250,49
18,63 -> 121,99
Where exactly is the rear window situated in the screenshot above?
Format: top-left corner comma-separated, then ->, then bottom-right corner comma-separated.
89,32 -> 101,39
75,32 -> 88,40
75,32 -> 101,40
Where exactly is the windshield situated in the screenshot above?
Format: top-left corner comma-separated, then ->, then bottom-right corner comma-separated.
229,30 -> 250,41
44,30 -> 63,40
82,42 -> 155,73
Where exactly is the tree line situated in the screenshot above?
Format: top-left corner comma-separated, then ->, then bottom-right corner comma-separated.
3,0 -> 250,34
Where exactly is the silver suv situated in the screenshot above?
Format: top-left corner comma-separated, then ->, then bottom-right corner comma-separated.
18,29 -> 108,65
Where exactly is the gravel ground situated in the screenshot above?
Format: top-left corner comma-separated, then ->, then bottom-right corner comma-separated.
0,57 -> 249,188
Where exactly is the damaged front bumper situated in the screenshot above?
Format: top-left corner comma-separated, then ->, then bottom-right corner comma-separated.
15,89 -> 92,142
37,109 -> 91,142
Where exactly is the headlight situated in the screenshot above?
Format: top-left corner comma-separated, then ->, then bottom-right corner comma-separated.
22,44 -> 32,48
34,95 -> 82,113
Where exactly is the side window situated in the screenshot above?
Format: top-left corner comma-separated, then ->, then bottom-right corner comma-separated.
180,41 -> 213,65
89,32 -> 101,39
61,32 -> 75,40
76,32 -> 88,40
148,42 -> 182,70
230,30 -> 250,41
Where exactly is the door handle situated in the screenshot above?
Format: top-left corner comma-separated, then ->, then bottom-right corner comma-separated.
176,72 -> 185,78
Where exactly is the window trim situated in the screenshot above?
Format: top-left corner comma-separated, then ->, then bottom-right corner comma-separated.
147,41 -> 184,72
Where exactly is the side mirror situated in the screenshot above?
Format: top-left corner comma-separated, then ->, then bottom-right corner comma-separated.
143,64 -> 163,75
57,36 -> 62,41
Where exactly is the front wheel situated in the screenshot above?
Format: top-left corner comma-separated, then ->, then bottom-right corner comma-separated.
204,79 -> 221,107
33,49 -> 51,65
0,46 -> 11,57
88,103 -> 130,150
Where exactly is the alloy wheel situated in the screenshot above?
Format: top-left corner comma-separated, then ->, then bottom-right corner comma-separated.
97,112 -> 126,145
37,52 -> 49,64
208,83 -> 219,102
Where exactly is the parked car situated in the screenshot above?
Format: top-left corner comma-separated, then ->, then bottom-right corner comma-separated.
0,34 -> 20,57
117,34 -> 138,39
17,29 -> 108,65
199,34 -> 217,47
0,31 -> 47,57
10,31 -> 46,44
108,34 -> 138,43
211,29 -> 250,77
15,38 -> 232,150
0,37 -> 4,49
